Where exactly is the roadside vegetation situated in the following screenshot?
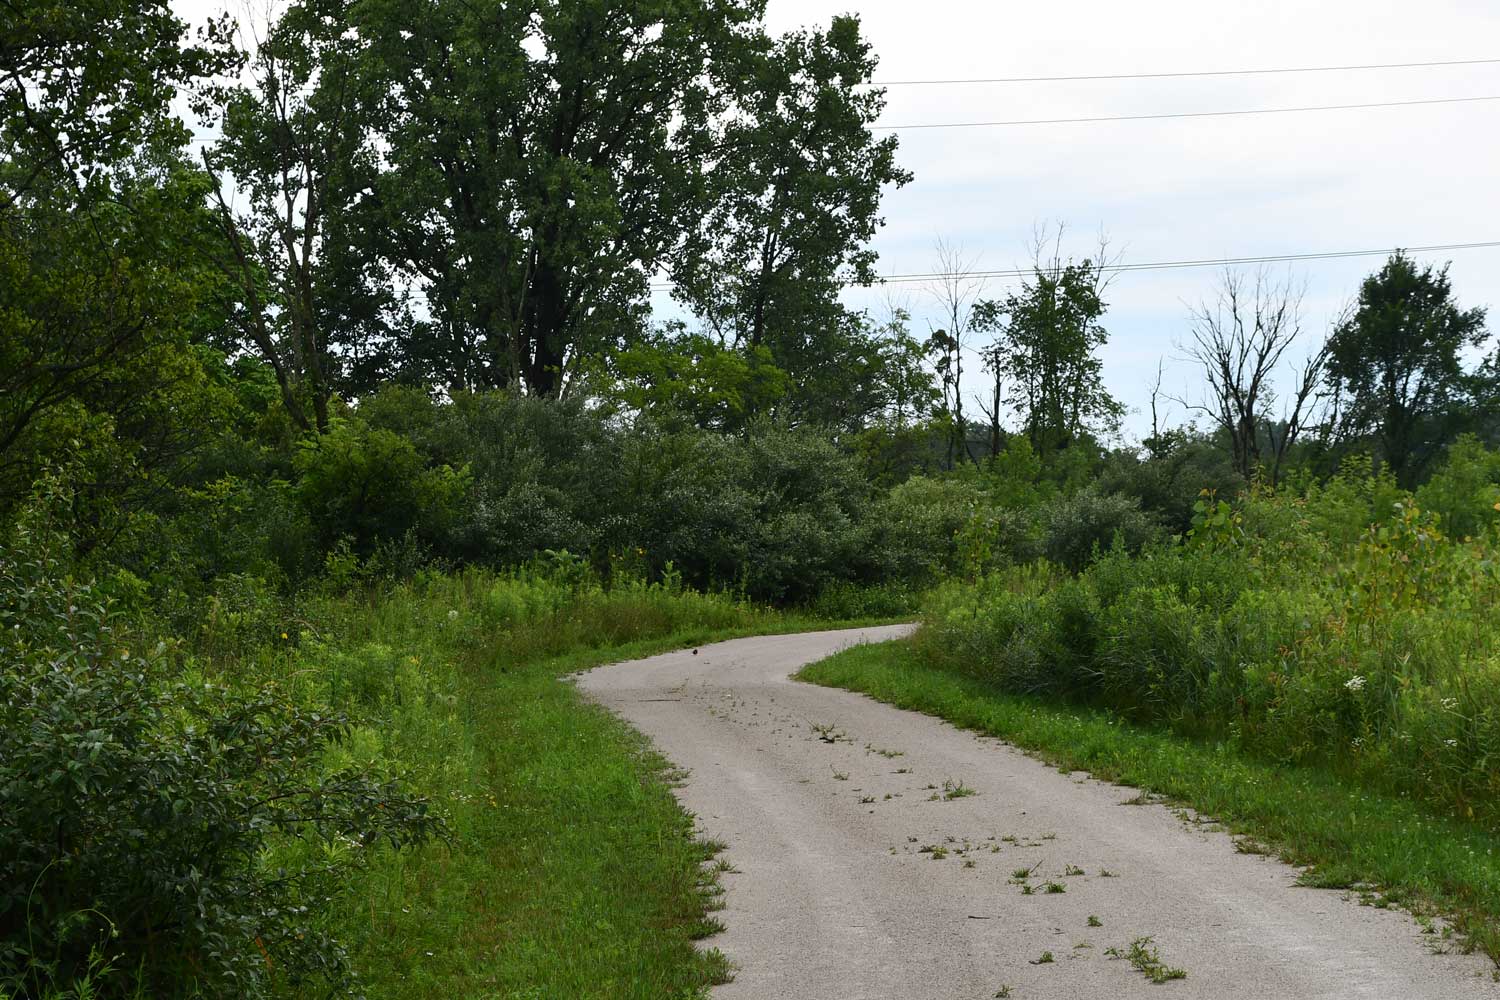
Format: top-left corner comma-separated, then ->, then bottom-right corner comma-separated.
7,0 -> 1500,998
802,440 -> 1500,960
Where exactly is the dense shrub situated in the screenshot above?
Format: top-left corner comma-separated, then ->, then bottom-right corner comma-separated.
1041,485 -> 1162,572
294,419 -> 469,558
1416,434 -> 1500,540
0,516 -> 438,998
1098,433 -> 1242,533
915,465 -> 1500,826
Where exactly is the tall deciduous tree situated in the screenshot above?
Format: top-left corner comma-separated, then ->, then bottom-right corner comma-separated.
977,239 -> 1122,453
202,0 -> 396,433
353,0 -> 764,396
1325,252 -> 1489,486
1,0 -> 230,205
670,14 -> 909,354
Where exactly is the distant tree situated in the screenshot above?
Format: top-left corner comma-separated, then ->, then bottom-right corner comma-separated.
977,235 -> 1122,453
1324,253 -> 1488,486
670,14 -> 910,355
779,308 -> 937,433
926,241 -> 986,468
593,327 -> 791,433
1178,269 -> 1328,485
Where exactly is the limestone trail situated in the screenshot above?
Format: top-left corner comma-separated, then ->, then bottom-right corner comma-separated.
578,627 -> 1498,1000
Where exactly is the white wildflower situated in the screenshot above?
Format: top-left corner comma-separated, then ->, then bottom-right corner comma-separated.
447,609 -> 459,622
1440,697 -> 1458,711
1444,739 -> 1459,749
1344,675 -> 1366,693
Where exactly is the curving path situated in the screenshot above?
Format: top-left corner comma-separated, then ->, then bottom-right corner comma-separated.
577,626 -> 1498,999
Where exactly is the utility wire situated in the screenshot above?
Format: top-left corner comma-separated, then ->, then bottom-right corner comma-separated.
873,93 -> 1500,130
647,241 -> 1500,290
869,56 -> 1500,86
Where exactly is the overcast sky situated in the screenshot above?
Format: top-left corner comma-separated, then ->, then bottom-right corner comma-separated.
760,0 -> 1500,439
172,0 -> 1500,440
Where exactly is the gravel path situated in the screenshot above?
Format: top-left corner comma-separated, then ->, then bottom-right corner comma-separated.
576,626 -> 1498,999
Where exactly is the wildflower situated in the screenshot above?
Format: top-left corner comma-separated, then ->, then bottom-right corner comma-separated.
1351,737 -> 1364,749
280,631 -> 289,640
1344,675 -> 1366,693
1444,739 -> 1459,749
1440,697 -> 1458,711
447,609 -> 459,622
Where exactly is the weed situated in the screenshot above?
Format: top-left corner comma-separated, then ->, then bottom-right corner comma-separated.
811,722 -> 845,744
931,778 -> 977,801
1063,864 -> 1085,876
1088,914 -> 1103,927
1029,951 -> 1054,965
1042,881 -> 1067,894
1116,936 -> 1186,983
993,987 -> 1014,998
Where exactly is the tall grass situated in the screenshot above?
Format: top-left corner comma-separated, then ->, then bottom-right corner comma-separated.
227,566 -> 782,998
914,460 -> 1500,827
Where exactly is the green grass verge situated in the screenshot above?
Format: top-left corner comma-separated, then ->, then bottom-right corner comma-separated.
798,638 -> 1500,965
272,572 -> 900,1000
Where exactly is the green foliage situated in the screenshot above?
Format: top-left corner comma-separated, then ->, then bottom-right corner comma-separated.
293,419 -> 469,557
0,164 -> 237,537
1415,434 -> 1500,539
915,454 -> 1500,826
1325,252 -> 1490,486
351,0 -> 763,393
595,330 -> 791,432
0,510 -> 438,998
1,0 -> 233,194
1040,486 -> 1162,572
975,252 -> 1123,452
671,13 -> 910,355
616,422 -> 877,602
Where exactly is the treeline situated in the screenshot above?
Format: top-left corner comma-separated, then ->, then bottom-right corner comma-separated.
7,2 -> 1500,598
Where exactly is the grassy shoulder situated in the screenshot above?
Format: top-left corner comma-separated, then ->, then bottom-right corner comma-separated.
798,638 -> 1500,964
273,572 -> 897,1000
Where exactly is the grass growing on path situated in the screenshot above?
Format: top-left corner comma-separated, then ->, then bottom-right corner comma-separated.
799,639 -> 1500,965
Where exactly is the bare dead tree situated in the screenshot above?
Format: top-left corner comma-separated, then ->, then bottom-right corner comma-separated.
975,343 -> 1005,460
1143,358 -> 1178,458
1176,268 -> 1329,485
925,239 -> 986,469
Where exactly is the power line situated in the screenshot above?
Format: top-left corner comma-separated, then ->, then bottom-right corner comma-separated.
868,56 -> 1500,87
647,241 -> 1500,290
873,93 -> 1500,130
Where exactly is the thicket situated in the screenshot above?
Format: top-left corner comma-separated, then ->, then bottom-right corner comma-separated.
913,440 -> 1500,827
0,484 -> 775,998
